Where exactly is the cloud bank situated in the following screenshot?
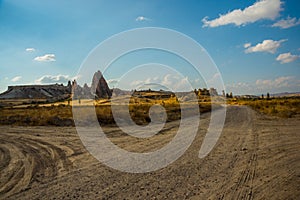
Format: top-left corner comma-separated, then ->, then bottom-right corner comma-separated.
227,76 -> 300,94
35,74 -> 69,84
256,76 -> 295,89
130,74 -> 191,92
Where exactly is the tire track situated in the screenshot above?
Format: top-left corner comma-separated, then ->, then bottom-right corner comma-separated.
1,106 -> 299,199
230,107 -> 258,200
0,130 -> 86,199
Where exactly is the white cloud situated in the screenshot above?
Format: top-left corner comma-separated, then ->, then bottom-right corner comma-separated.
244,39 -> 286,54
72,75 -> 82,81
25,48 -> 35,52
161,74 -> 191,91
244,43 -> 251,48
202,0 -> 282,27
35,74 -> 69,84
276,52 -> 299,64
206,73 -> 225,93
226,82 -> 252,93
256,76 -> 294,88
11,76 -> 22,82
272,17 -> 300,29
227,76 -> 299,94
130,74 -> 192,92
34,54 -> 56,62
130,80 -> 144,87
107,79 -> 119,88
211,73 -> 221,81
135,16 -> 150,22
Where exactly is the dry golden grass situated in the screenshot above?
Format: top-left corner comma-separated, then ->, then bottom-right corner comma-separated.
229,97 -> 300,118
0,104 -> 73,126
0,96 -> 213,126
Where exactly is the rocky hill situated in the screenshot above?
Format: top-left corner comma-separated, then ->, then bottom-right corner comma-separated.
0,84 -> 71,100
0,70 -> 112,100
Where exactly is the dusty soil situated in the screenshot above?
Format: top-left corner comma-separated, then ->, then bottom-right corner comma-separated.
0,106 -> 299,199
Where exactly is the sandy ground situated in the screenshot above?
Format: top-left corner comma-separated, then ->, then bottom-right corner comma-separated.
0,106 -> 299,199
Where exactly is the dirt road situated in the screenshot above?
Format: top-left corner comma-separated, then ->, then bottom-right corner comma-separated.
0,106 -> 299,199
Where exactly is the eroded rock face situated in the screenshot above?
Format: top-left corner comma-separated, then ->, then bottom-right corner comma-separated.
91,70 -> 112,98
0,70 -> 112,100
72,80 -> 83,99
83,83 -> 92,98
0,84 -> 71,100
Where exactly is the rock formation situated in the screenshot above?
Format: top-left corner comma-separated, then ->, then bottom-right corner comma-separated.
0,84 -> 71,100
0,70 -> 112,100
71,80 -> 82,99
91,70 -> 112,99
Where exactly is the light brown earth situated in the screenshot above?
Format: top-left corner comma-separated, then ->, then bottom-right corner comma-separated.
0,106 -> 299,199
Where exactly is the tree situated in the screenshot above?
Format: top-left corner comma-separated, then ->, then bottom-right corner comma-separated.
267,92 -> 270,99
222,90 -> 225,97
261,94 -> 264,99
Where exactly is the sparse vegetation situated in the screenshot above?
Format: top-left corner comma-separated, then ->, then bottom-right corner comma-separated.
228,97 -> 300,118
0,93 -> 213,126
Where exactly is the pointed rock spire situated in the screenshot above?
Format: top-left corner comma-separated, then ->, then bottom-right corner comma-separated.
91,70 -> 112,98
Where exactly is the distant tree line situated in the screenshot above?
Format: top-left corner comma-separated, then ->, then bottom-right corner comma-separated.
261,92 -> 271,99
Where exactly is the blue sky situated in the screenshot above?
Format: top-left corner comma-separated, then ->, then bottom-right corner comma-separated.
0,0 -> 299,95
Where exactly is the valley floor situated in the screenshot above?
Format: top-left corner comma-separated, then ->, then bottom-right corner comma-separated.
0,106 -> 299,199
